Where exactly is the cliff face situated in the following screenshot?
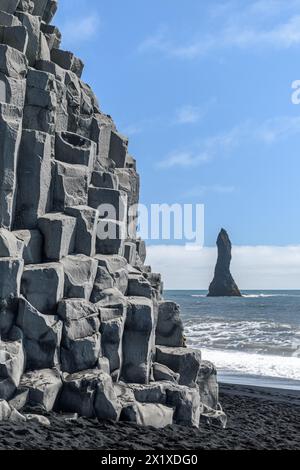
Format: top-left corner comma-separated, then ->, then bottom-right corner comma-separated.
208,229 -> 242,297
0,0 -> 222,429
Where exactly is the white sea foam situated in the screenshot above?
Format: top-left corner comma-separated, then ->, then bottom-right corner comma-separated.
199,348 -> 300,381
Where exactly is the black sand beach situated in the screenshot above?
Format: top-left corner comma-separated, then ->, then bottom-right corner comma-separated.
0,383 -> 299,451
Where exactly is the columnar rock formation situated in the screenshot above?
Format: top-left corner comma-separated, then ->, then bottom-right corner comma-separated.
208,229 -> 242,297
0,0 -> 222,429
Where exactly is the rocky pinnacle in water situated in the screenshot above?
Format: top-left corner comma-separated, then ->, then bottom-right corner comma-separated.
208,229 -> 242,297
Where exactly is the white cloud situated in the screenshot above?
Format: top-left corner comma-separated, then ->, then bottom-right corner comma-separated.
175,105 -> 204,124
61,14 -> 100,45
138,0 -> 300,60
157,115 -> 300,169
146,245 -> 300,290
183,185 -> 236,198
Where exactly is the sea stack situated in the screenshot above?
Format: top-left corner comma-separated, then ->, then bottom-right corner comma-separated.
208,229 -> 242,297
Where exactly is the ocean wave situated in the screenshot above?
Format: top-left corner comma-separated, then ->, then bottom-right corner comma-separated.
199,348 -> 300,381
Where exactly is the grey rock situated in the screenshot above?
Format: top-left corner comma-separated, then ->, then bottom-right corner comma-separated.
156,301 -> 184,348
121,402 -> 173,428
25,413 -> 51,426
60,254 -> 98,300
59,369 -> 120,421
16,11 -> 41,66
91,170 -> 118,190
127,274 -> 152,299
21,262 -> 64,314
0,257 -> 24,300
114,268 -> 128,295
38,213 -> 76,261
0,11 -> 21,27
0,0 -> 20,14
0,337 -> 25,400
0,72 -> 26,108
121,297 -> 154,384
0,229 -> 21,257
136,239 -> 146,264
17,0 -> 34,14
101,317 -> 124,375
61,333 -> 101,374
109,131 -> 128,168
13,230 -> 43,265
65,205 -> 99,257
0,25 -> 28,53
9,407 -> 27,423
156,346 -> 201,387
0,104 -> 23,230
89,187 -> 127,223
51,48 -> 84,78
15,130 -> 53,229
123,241 -> 137,266
41,23 -> 61,51
8,387 -> 29,411
0,399 -> 11,420
153,363 -> 180,383
96,219 -> 125,255
20,368 -> 62,412
0,44 -> 27,78
165,383 -> 201,428
197,361 -> 219,410
90,265 -> 114,303
55,132 -> 96,168
53,161 -> 89,211
41,0 -> 58,24
17,298 -> 62,370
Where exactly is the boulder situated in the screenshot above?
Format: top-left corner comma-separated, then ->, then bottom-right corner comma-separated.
55,132 -> 96,168
91,170 -> 118,190
14,130 -> 53,229
208,229 -> 242,297
16,11 -> 41,66
0,72 -> 26,108
53,161 -> 89,211
152,363 -> 180,383
13,230 -> 43,265
20,368 -> 62,412
156,346 -> 201,387
0,0 -> 20,14
156,301 -> 185,348
0,257 -> 24,300
51,48 -> 84,77
59,370 -> 120,421
0,103 -> 23,229
65,205 -> 99,257
90,265 -> 114,303
101,317 -> 124,376
88,187 -> 127,223
17,298 -> 62,370
127,274 -> 152,299
109,131 -> 128,168
0,399 -> 11,421
60,333 -> 101,374
0,44 -> 27,78
0,229 -> 21,257
21,262 -> 64,314
121,402 -> 173,429
0,336 -> 25,400
96,219 -> 125,255
0,25 -> 28,53
121,297 -> 154,384
165,383 -> 201,428
38,213 -> 76,261
197,360 -> 219,411
8,387 -> 29,411
60,254 -> 98,300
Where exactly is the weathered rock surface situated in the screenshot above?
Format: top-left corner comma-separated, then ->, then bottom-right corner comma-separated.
0,0 -> 222,430
208,229 -> 242,297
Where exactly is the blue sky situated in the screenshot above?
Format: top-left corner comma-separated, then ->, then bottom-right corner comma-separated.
55,0 -> 300,288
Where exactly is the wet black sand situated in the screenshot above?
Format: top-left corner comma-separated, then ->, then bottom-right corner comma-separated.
0,383 -> 299,451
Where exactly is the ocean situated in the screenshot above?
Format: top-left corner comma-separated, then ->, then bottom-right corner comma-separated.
165,290 -> 300,390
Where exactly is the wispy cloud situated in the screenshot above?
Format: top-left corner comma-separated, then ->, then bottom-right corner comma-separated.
138,1 -> 300,59
61,14 -> 100,45
183,185 -> 236,198
174,105 -> 204,125
157,115 -> 300,169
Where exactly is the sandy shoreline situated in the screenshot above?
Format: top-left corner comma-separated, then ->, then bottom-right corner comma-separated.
0,383 -> 299,451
